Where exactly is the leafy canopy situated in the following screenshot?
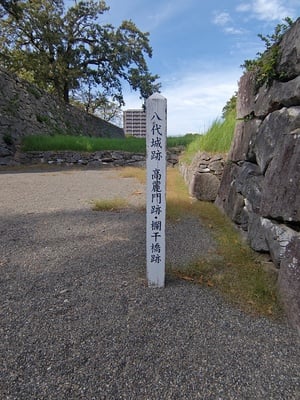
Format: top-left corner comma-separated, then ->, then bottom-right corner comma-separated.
0,0 -> 161,104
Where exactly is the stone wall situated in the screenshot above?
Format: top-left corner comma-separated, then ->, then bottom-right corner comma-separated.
0,67 -> 124,164
179,152 -> 225,201
3,148 -> 181,168
16,150 -> 146,168
215,18 -> 300,333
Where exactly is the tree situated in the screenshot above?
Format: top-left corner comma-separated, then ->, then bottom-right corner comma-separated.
71,77 -> 122,125
0,0 -> 161,104
222,94 -> 237,119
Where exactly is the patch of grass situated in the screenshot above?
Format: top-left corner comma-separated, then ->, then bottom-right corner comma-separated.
36,114 -> 51,124
166,167 -> 196,221
3,133 -> 14,145
27,85 -> 42,99
21,135 -> 147,153
91,197 -> 129,211
21,134 -> 196,153
3,94 -> 20,116
118,167 -> 146,184
166,168 -> 282,319
182,109 -> 236,163
167,134 -> 200,148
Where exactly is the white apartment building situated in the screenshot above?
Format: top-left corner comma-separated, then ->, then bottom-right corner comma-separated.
123,109 -> 146,137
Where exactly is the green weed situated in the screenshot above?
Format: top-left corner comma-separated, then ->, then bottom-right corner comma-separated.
182,109 -> 236,163
91,197 -> 129,211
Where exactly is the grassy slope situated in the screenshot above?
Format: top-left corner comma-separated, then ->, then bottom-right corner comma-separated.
182,109 -> 236,162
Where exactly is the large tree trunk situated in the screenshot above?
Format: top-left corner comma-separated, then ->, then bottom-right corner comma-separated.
63,82 -> 69,103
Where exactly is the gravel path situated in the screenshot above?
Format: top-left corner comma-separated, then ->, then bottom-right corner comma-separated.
0,167 -> 299,399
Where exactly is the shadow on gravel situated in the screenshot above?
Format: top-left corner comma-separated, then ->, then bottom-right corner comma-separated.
1,208 -> 300,399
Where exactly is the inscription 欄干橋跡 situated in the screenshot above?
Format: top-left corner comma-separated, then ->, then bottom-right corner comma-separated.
146,93 -> 167,288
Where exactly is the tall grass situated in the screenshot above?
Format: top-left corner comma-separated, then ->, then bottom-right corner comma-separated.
167,133 -> 200,148
183,109 -> 236,162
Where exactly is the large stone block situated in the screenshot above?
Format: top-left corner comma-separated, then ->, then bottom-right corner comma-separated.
215,163 -> 247,226
247,214 -> 269,252
277,18 -> 300,79
236,71 -> 256,119
254,107 -> 300,174
278,236 -> 300,335
189,172 -> 220,202
262,219 -> 299,266
215,162 -> 238,212
235,162 -> 263,213
229,191 -> 248,227
260,129 -> 300,222
254,76 -> 300,118
228,119 -> 261,163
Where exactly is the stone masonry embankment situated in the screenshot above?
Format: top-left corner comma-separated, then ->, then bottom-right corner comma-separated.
5,148 -> 181,168
215,18 -> 300,333
179,152 -> 226,202
0,67 -> 124,165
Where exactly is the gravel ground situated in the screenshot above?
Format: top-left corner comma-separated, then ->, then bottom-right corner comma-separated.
0,167 -> 299,400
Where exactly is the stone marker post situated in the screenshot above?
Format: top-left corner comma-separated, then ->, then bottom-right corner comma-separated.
146,93 -> 167,288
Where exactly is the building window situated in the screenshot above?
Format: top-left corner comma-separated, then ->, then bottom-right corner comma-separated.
123,109 -> 146,137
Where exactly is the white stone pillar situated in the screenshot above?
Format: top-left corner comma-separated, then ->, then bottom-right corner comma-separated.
146,93 -> 167,288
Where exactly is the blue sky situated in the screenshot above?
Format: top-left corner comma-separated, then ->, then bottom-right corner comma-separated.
91,1 -> 300,135
100,0 -> 300,135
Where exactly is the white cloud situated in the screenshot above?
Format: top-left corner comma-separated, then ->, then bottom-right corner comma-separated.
225,27 -> 245,35
213,12 -> 232,26
212,10 -> 247,36
236,4 -> 251,12
123,67 -> 240,136
237,0 -> 294,21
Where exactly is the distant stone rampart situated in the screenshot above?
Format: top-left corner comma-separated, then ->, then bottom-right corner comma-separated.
0,67 -> 124,165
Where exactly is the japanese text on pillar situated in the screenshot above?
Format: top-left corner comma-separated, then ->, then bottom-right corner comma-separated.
149,111 -> 163,265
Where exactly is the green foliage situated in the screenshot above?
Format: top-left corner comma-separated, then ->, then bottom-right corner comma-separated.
71,80 -> 122,125
222,94 -> 237,119
0,0 -> 161,105
27,85 -> 42,99
183,107 -> 236,162
3,133 -> 13,145
3,94 -> 19,116
92,198 -> 129,211
36,114 -> 50,124
167,134 -> 199,148
241,17 -> 294,89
